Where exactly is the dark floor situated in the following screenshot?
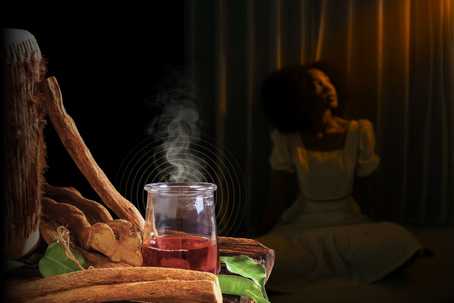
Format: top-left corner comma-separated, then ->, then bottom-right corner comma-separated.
268,226 -> 454,303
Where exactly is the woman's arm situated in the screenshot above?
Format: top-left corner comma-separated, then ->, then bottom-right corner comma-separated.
354,119 -> 382,219
257,170 -> 298,236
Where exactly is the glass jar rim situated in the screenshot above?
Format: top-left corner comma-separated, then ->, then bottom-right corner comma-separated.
144,182 -> 217,194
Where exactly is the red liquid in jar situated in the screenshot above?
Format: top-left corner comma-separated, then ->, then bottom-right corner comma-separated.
142,234 -> 219,274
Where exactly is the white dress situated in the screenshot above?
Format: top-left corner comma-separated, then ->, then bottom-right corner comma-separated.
260,119 -> 422,285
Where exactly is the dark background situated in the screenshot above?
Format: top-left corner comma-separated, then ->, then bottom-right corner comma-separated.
3,5 -> 187,199
1,5 -> 188,296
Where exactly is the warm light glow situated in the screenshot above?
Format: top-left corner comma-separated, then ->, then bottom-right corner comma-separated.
275,0 -> 282,68
447,0 -> 452,20
347,0 -> 354,79
315,0 -> 327,61
300,0 -> 305,63
404,0 -> 410,97
401,0 -> 411,207
376,0 -> 384,139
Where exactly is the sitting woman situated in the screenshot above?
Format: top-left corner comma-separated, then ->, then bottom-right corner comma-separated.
258,63 -> 423,287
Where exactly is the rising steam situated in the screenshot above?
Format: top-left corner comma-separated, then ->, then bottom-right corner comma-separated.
146,70 -> 204,182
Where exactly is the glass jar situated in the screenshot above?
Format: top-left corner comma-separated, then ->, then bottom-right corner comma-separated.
142,182 -> 219,274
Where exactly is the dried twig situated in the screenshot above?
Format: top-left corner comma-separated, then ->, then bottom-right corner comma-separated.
44,76 -> 144,231
8,267 -> 222,303
44,184 -> 113,224
42,197 -> 142,266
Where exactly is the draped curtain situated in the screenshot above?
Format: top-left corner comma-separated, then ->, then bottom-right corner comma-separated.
187,0 -> 454,233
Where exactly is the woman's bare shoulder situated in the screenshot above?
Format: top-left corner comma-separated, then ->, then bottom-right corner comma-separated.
333,117 -> 353,132
334,117 -> 351,126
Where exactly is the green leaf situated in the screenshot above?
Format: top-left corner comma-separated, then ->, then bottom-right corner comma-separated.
220,255 -> 268,299
38,242 -> 87,277
218,275 -> 270,303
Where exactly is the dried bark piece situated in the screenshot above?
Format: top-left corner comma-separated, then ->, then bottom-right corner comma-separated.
86,220 -> 142,266
86,223 -> 118,259
8,267 -> 222,303
42,197 -> 91,245
106,219 -> 142,266
41,198 -> 142,266
41,198 -> 115,261
40,217 -> 131,268
78,249 -> 132,269
44,184 -> 113,224
44,76 -> 144,231
26,280 -> 221,303
39,219 -> 60,245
